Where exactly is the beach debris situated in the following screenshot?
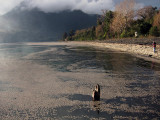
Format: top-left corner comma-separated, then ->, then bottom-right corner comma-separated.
148,55 -> 152,57
92,84 -> 100,101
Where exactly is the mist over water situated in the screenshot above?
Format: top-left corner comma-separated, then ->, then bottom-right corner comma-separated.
0,42 -> 160,119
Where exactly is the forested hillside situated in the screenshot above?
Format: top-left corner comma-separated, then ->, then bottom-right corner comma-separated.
65,0 -> 160,41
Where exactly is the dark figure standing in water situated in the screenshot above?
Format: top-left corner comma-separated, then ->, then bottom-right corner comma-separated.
153,41 -> 156,53
92,84 -> 100,101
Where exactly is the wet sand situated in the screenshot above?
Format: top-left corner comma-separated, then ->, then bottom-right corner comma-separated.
0,55 -> 106,119
0,42 -> 160,119
27,41 -> 160,62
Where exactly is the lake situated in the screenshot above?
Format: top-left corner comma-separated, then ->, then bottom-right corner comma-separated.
0,42 -> 160,119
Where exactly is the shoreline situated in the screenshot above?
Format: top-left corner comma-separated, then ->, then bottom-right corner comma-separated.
26,41 -> 160,63
79,41 -> 160,62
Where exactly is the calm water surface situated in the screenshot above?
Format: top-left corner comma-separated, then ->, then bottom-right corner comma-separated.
0,43 -> 160,119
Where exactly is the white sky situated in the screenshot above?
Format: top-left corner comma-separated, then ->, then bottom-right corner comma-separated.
0,0 -> 159,15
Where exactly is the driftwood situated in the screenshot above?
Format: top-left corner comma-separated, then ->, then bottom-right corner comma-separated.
92,84 -> 100,101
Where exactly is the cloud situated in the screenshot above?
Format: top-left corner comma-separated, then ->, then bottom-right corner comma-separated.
24,0 -> 114,14
0,0 -> 24,15
0,0 -> 159,16
0,0 -> 114,15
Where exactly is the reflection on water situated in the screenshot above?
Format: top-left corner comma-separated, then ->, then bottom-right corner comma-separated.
0,43 -> 160,119
0,44 -> 49,59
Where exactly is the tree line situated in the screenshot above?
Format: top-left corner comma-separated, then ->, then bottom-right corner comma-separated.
63,0 -> 160,41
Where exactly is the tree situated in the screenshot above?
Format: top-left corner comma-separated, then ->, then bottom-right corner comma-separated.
63,32 -> 68,41
110,0 -> 136,36
137,6 -> 156,21
97,18 -> 103,25
110,13 -> 126,35
69,30 -> 75,37
140,22 -> 152,35
96,25 -> 105,39
96,10 -> 114,38
153,10 -> 160,30
68,30 -> 75,40
149,26 -> 159,37
71,27 -> 96,41
102,10 -> 114,38
115,0 -> 136,29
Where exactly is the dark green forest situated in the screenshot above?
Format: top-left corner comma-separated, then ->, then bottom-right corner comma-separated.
64,0 -> 160,41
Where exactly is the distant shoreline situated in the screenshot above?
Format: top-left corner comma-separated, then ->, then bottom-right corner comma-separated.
27,39 -> 160,63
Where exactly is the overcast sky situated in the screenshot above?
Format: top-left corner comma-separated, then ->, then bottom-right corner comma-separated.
0,0 -> 160,15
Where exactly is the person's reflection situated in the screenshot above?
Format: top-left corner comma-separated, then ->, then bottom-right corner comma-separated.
92,101 -> 101,114
151,61 -> 155,69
